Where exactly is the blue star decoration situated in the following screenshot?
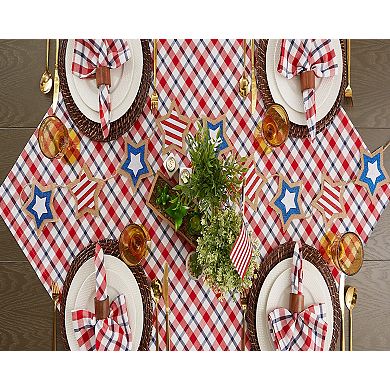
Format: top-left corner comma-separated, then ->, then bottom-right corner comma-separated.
22,180 -> 58,235
118,137 -> 154,193
270,175 -> 306,231
355,147 -> 390,200
202,115 -> 233,157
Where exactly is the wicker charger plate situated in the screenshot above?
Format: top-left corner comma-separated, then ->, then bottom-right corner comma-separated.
58,39 -> 152,142
59,238 -> 152,350
256,39 -> 347,139
246,241 -> 341,351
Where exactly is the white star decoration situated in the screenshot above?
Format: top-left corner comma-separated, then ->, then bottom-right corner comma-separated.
32,195 -> 48,219
209,127 -> 223,148
129,153 -> 143,177
281,188 -> 297,214
366,160 -> 382,185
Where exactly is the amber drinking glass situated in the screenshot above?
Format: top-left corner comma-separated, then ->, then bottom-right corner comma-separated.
255,104 -> 289,153
38,116 -> 70,160
327,232 -> 363,276
119,223 -> 150,266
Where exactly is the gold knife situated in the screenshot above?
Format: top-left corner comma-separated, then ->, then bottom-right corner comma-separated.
52,39 -> 60,111
162,261 -> 170,350
251,39 -> 257,115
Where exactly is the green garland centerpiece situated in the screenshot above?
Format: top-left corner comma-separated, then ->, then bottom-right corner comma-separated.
174,124 -> 259,297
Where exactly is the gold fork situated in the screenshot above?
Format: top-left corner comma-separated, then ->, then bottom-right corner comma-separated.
344,39 -> 353,107
240,289 -> 248,351
51,282 -> 60,351
151,39 -> 159,111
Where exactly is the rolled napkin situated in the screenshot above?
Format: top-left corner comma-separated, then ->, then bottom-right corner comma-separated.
268,241 -> 328,351
71,243 -> 132,350
277,39 -> 339,139
72,39 -> 131,139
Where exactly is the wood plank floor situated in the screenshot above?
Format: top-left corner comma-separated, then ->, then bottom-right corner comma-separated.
0,40 -> 389,350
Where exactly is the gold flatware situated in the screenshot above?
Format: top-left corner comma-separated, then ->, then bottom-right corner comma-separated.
251,39 -> 257,114
339,273 -> 346,351
151,278 -> 163,351
239,39 -> 250,98
344,39 -> 353,107
40,39 -> 53,94
162,261 -> 170,350
240,290 -> 248,351
51,281 -> 60,351
52,39 -> 60,111
345,285 -> 358,351
151,39 -> 159,111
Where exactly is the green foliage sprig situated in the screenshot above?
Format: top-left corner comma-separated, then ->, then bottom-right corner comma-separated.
196,208 -> 259,298
175,124 -> 246,220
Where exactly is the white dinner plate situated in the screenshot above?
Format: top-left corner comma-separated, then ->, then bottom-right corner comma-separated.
65,254 -> 143,351
266,39 -> 343,126
256,258 -> 334,350
65,39 -> 143,122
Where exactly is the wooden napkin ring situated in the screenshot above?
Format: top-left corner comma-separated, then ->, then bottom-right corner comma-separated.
94,297 -> 110,320
289,293 -> 304,313
96,66 -> 111,88
300,70 -> 315,92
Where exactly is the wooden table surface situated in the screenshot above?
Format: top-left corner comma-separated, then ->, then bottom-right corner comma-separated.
0,40 -> 389,351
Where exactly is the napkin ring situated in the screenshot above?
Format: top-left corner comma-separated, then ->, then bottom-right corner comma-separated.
96,66 -> 111,88
289,293 -> 304,313
300,70 -> 315,92
94,297 -> 110,319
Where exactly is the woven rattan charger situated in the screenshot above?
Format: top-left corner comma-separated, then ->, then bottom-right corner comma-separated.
58,39 -> 152,142
59,238 -> 153,350
256,39 -> 347,139
246,241 -> 341,351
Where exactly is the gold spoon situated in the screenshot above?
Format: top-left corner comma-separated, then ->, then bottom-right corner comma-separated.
40,39 -> 53,94
239,39 -> 250,98
151,278 -> 163,351
345,286 -> 358,351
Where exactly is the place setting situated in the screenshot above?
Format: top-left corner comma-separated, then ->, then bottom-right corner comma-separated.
58,39 -> 152,142
56,216 -> 178,351
256,39 -> 346,139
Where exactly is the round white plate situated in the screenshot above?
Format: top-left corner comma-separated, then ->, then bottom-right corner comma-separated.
266,39 -> 343,126
65,254 -> 143,351
256,258 -> 334,350
65,39 -> 143,123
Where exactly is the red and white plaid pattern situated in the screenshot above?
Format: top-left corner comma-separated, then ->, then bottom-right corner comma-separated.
71,170 -> 99,215
291,241 -> 303,294
268,303 -> 328,351
278,39 -> 339,139
316,178 -> 344,222
72,294 -> 132,351
268,241 -> 328,351
0,40 -> 389,350
71,244 -> 131,350
95,243 -> 107,301
230,223 -> 253,279
245,161 -> 264,205
72,39 -> 130,139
